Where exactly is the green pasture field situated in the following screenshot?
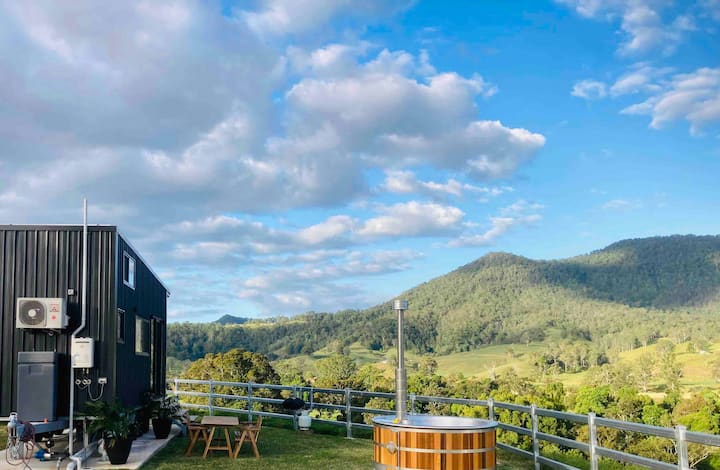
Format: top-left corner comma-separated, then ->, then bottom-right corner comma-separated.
185,336 -> 720,400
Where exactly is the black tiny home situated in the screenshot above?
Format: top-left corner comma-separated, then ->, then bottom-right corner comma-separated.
0,225 -> 169,419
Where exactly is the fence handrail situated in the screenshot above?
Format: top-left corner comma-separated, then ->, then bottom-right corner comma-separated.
169,378 -> 716,470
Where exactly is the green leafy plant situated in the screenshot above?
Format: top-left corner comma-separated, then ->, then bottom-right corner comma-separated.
82,400 -> 136,448
150,394 -> 182,420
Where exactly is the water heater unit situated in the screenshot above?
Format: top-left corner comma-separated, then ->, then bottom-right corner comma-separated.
72,337 -> 95,368
16,298 -> 68,329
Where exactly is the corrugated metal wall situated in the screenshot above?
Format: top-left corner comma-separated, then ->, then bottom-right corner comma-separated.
0,226 -> 117,417
0,226 -> 166,418
115,234 -> 168,405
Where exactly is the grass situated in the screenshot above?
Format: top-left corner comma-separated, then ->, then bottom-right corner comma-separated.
144,426 -> 373,470
141,421 -> 530,469
1,411 -> 525,469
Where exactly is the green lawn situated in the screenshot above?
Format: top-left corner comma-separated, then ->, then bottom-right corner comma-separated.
3,416 -> 529,469
142,424 -> 530,470
144,426 -> 373,470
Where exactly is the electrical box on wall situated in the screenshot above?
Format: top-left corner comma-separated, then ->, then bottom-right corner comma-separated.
71,337 -> 95,368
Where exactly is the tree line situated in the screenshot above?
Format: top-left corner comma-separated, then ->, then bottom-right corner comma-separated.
177,347 -> 720,468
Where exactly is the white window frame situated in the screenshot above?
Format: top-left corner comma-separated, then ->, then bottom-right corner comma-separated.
123,251 -> 136,289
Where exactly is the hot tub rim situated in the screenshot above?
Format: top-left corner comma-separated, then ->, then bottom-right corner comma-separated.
372,414 -> 498,431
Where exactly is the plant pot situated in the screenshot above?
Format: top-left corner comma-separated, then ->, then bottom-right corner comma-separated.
152,418 -> 173,439
106,437 -> 133,465
137,416 -> 150,436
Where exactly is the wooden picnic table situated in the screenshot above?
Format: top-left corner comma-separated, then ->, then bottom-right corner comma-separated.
201,416 -> 239,458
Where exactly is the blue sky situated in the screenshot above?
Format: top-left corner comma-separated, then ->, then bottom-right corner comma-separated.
1,1 -> 719,322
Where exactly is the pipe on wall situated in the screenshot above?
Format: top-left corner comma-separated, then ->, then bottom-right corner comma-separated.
68,198 -> 88,456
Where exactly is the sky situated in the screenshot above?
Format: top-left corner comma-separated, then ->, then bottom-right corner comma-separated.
1,0 -> 719,322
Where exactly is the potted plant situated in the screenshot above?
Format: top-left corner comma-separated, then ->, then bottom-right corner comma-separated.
83,400 -> 136,465
135,391 -> 153,437
150,394 -> 181,439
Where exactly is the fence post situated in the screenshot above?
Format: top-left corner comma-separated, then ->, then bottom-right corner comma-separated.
208,380 -> 214,416
589,412 -> 598,470
173,378 -> 179,396
531,404 -> 540,470
247,382 -> 254,420
292,385 -> 298,431
410,393 -> 416,415
345,388 -> 353,439
675,425 -> 689,470
488,398 -> 495,421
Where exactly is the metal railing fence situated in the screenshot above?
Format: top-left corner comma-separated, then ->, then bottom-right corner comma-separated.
170,378 -> 720,470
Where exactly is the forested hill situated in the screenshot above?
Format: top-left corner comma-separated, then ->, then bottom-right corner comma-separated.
168,235 -> 720,361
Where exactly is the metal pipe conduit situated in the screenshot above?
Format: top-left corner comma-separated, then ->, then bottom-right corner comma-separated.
68,198 -> 89,457
66,439 -> 99,470
393,299 -> 408,422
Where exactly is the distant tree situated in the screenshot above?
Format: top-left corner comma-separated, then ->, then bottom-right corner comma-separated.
572,385 -> 612,415
656,339 -> 675,356
695,338 -> 711,353
659,351 -> 682,393
673,392 -> 720,466
712,356 -> 720,382
356,364 -> 392,392
636,354 -> 656,392
418,357 -> 438,376
313,354 -> 359,389
182,348 -> 280,410
274,359 -> 306,386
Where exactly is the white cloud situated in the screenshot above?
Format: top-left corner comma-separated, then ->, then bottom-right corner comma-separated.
382,170 -> 509,199
576,65 -> 720,135
0,2 -> 546,319
571,79 -> 607,100
500,199 -> 545,216
449,199 -> 544,247
296,216 -> 356,245
621,67 -> 720,134
237,249 -> 424,315
557,0 -> 702,56
358,202 -> 464,237
172,242 -> 244,262
241,0 -> 411,36
609,64 -> 672,97
602,199 -> 642,210
449,215 -> 541,247
284,55 -> 543,180
701,0 -> 720,21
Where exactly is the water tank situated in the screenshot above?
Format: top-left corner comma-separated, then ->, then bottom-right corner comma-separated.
17,352 -> 58,422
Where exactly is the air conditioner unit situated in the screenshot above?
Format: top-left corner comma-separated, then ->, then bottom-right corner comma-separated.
16,298 -> 68,329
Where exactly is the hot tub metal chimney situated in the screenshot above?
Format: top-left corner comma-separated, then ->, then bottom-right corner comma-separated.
393,299 -> 408,422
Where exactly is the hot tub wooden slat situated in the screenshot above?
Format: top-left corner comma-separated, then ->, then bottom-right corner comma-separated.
373,416 -> 497,470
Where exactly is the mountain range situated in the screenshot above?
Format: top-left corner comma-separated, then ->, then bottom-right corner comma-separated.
168,235 -> 720,362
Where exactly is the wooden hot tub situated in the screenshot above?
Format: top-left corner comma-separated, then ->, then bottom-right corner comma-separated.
373,415 -> 497,470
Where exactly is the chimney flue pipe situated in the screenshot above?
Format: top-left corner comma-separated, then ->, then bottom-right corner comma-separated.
393,299 -> 409,422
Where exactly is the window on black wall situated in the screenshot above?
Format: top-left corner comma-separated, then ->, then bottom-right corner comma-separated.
135,318 -> 150,356
117,309 -> 126,343
123,252 -> 135,289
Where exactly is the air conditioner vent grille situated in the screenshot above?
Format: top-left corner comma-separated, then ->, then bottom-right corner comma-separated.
16,298 -> 68,330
